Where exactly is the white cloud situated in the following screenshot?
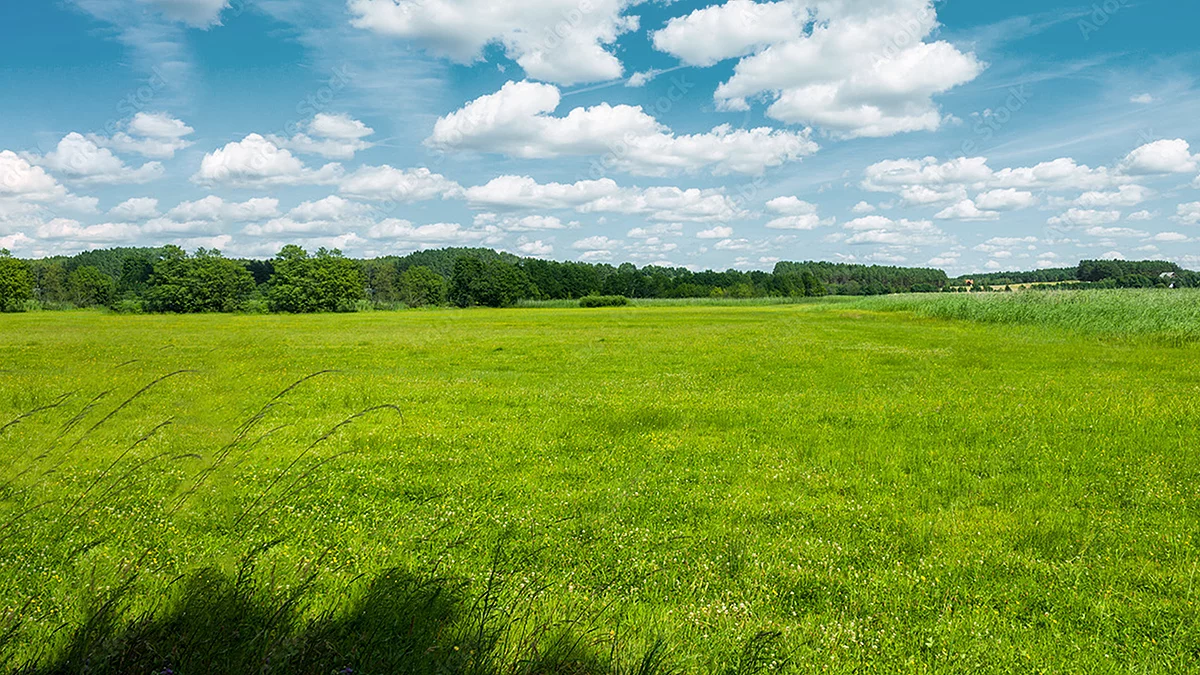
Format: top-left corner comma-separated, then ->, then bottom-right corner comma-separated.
89,112 -> 195,159
934,199 -> 999,222
657,0 -> 983,138
339,165 -> 463,202
268,114 -> 376,160
851,201 -> 877,214
1131,93 -> 1154,104
287,196 -> 374,222
30,133 -> 164,185
428,80 -> 817,176
765,196 -> 817,215
466,176 -> 620,210
1084,226 -> 1147,238
1147,231 -> 1189,243
627,223 -> 683,239
108,197 -> 160,221
651,0 -> 804,68
764,196 -> 825,228
0,151 -> 69,201
475,213 -> 572,231
1119,139 -> 1198,175
193,134 -> 343,187
1174,202 -> 1200,225
974,188 -> 1037,211
167,196 -> 281,222
573,235 -> 623,251
465,175 -> 748,223
864,155 -> 1129,208
366,219 -> 503,245
35,218 -> 141,243
517,239 -> 554,256
1099,250 -> 1126,261
928,252 -> 959,266
697,225 -> 734,239
1047,209 -> 1122,227
1071,184 -> 1152,208
1127,210 -> 1156,221
347,0 -> 639,85
842,216 -> 945,246
766,214 -> 822,230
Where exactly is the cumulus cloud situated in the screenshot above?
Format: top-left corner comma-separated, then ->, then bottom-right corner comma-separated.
651,0 -> 804,67
1174,202 -> 1200,225
934,200 -> 999,222
465,175 -> 748,223
1047,209 -> 1122,227
974,189 -> 1037,211
89,112 -> 195,159
475,213 -> 572,231
653,0 -> 983,138
428,80 -> 817,176
1084,226 -> 1147,238
365,219 -> 504,245
28,133 -> 164,185
167,196 -> 281,222
347,0 -> 639,85
864,155 -> 1130,209
287,196 -> 375,222
193,134 -> 343,187
339,165 -> 463,202
35,218 -> 141,243
1070,184 -> 1152,208
1119,139 -> 1198,175
0,151 -> 69,202
697,225 -> 734,239
842,215 -> 945,246
108,197 -> 160,221
268,113 -> 376,160
517,239 -> 554,256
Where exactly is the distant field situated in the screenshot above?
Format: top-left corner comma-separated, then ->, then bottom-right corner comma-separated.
849,288 -> 1200,343
2,298 -> 1199,673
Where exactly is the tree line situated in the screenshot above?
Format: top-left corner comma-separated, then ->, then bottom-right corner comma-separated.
0,246 -> 1193,313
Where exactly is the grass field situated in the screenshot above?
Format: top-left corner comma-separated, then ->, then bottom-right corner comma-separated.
2,296 -> 1199,673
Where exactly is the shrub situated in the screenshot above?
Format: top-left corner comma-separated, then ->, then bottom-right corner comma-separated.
580,295 -> 629,308
111,298 -> 145,314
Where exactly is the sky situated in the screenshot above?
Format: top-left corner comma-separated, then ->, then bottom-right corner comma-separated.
1,0 -> 1198,274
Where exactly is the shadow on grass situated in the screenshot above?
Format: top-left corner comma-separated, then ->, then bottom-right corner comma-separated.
16,562 -> 677,675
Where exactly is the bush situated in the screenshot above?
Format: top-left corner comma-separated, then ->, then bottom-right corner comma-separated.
580,295 -> 629,308
111,298 -> 145,314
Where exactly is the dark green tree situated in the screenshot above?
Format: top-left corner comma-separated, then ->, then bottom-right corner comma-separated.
68,265 -> 116,307
268,246 -> 366,313
399,266 -> 447,307
0,250 -> 34,311
146,248 -> 255,313
36,261 -> 69,303
449,257 -> 534,308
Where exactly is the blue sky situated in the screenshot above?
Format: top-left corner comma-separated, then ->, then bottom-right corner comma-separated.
1,0 -> 1197,273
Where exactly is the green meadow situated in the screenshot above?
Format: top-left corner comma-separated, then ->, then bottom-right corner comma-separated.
2,293 -> 1199,673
